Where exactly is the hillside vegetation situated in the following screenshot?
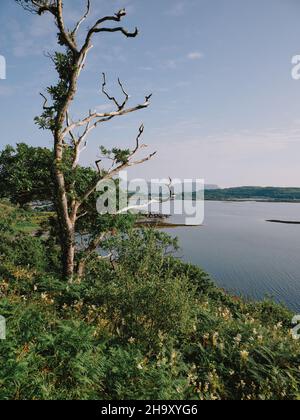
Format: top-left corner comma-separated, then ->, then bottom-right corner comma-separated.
0,201 -> 300,400
182,187 -> 300,202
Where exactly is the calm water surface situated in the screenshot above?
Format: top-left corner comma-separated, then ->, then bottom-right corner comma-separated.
163,201 -> 300,312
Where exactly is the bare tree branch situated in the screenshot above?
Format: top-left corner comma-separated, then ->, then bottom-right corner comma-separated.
81,8 -> 138,55
17,0 -> 56,15
68,116 -> 91,170
76,231 -> 108,278
92,26 -> 139,38
116,177 -> 173,215
102,73 -> 130,111
76,125 -> 156,209
66,111 -> 77,145
40,92 -> 51,110
62,95 -> 152,138
72,0 -> 91,36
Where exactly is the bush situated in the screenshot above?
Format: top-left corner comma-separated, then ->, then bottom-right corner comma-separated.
0,298 -> 106,400
1,204 -> 300,400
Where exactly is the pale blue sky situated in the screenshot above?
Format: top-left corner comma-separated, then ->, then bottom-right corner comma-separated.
1,0 -> 300,186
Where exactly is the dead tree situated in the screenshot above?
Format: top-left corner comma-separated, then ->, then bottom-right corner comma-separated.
17,0 -> 155,280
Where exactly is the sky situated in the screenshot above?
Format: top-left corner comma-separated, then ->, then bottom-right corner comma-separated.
1,0 -> 300,187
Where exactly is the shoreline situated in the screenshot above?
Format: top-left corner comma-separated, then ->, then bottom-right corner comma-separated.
205,199 -> 300,203
136,220 -> 202,228
266,219 -> 300,225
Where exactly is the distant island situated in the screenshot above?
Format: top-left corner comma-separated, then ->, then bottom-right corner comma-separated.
205,184 -> 220,190
266,220 -> 300,225
181,186 -> 300,202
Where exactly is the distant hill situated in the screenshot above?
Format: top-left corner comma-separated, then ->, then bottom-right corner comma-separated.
181,187 -> 300,202
205,184 -> 219,190
128,183 -> 220,198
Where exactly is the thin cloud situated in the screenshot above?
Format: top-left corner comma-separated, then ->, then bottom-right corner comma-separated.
188,52 -> 204,60
0,85 -> 15,97
139,66 -> 154,72
161,52 -> 203,71
166,2 -> 186,17
162,59 -> 178,70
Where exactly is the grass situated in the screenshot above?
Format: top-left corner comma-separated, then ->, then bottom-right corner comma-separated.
0,200 -> 54,234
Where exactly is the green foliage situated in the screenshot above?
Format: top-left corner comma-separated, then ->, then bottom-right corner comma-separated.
100,146 -> 132,165
0,144 -> 53,206
0,201 -> 60,277
0,140 -> 129,214
35,50 -> 74,131
1,235 -> 48,272
0,298 -> 105,400
100,346 -> 189,400
203,187 -> 300,202
1,204 -> 300,400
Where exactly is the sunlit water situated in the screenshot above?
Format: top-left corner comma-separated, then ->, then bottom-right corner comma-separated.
160,201 -> 300,312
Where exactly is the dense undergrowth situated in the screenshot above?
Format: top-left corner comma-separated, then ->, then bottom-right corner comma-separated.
0,200 -> 299,400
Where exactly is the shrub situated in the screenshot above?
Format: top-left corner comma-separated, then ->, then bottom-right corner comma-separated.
1,204 -> 300,400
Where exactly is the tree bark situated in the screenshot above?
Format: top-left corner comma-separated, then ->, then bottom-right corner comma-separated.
52,53 -> 81,281
76,259 -> 86,280
53,138 -> 76,280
